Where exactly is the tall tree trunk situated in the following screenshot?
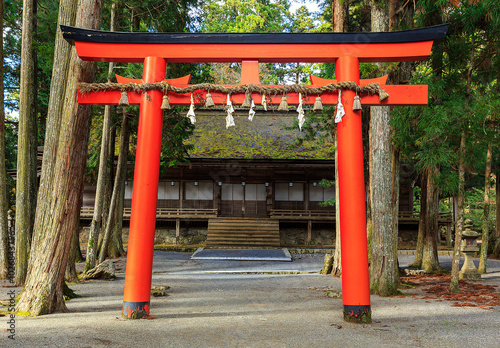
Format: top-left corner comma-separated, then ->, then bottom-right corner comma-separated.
410,174 -> 427,268
391,146 -> 400,281
85,100 -> 113,272
15,0 -> 38,286
85,1 -> 116,270
369,105 -> 398,295
496,166 -> 500,239
388,0 -> 398,30
333,0 -> 348,32
16,0 -> 103,316
65,213 -> 83,283
0,0 -> 10,280
494,167 -> 500,258
104,125 -> 116,231
99,111 -> 129,263
332,129 -> 341,276
450,130 -> 466,292
29,0 -> 76,257
367,126 -> 373,263
388,0 -> 409,280
478,143 -> 492,273
331,0 -> 348,277
422,166 -> 441,272
369,0 -> 398,295
107,110 -> 128,258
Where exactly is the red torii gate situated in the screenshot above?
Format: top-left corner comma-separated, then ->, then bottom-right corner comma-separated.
62,24 -> 448,322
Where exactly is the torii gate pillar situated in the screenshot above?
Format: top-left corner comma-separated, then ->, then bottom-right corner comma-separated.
335,56 -> 371,321
122,57 -> 166,317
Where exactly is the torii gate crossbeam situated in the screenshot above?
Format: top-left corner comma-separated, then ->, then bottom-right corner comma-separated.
62,24 -> 448,323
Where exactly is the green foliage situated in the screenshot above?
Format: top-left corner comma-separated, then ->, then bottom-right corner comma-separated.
283,105 -> 335,153
84,0 -> 203,181
199,1 -> 325,85
3,118 -> 17,170
391,0 -> 500,199
318,178 -> 335,207
200,0 -> 291,33
159,109 -> 195,176
463,187 -> 497,234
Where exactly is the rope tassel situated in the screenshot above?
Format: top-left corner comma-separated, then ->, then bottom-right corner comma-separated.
261,93 -> 268,111
161,95 -> 171,110
242,91 -> 253,108
205,92 -> 215,107
118,90 -> 129,106
379,89 -> 389,101
313,96 -> 323,112
278,96 -> 288,112
352,95 -> 362,111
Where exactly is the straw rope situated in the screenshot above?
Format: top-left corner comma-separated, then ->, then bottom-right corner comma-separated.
79,81 -> 389,100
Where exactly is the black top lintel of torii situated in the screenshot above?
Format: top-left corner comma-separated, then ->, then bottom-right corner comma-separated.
61,24 -> 449,45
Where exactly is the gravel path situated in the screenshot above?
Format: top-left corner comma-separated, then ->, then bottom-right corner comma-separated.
1,252 -> 499,348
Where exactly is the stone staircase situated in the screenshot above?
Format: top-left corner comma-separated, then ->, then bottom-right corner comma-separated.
206,218 -> 280,248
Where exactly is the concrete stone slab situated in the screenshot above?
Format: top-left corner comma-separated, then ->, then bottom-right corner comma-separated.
191,247 -> 292,261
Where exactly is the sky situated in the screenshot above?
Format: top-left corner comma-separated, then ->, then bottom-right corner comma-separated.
290,0 -> 320,14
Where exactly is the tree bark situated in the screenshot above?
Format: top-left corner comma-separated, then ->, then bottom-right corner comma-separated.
497,166 -> 500,239
15,0 -> 38,286
102,3 -> 125,259
333,0 -> 348,32
422,166 -> 441,272
29,0 -> 76,257
387,0 -> 409,280
494,167 -> 500,258
99,111 -> 129,263
371,0 -> 389,32
65,217 -> 82,283
107,111 -> 128,258
478,143 -> 492,273
450,130 -> 466,292
85,2 -> 116,270
388,0 -> 398,30
367,127 -> 373,263
391,145 -> 400,280
0,0 -> 10,280
85,98 -> 113,272
331,0 -> 348,277
16,0 -> 103,316
410,174 -> 427,268
369,105 -> 398,295
332,129 -> 341,276
369,0 -> 399,296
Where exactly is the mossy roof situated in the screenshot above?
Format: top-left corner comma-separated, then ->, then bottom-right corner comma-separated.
186,113 -> 334,160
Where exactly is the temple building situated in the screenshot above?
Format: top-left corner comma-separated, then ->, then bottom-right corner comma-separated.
81,110 -> 444,248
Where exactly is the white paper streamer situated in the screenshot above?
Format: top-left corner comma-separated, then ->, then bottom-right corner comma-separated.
297,93 -> 305,131
186,93 -> 196,124
226,94 -> 234,114
335,90 -> 345,123
248,100 -> 256,121
226,94 -> 235,129
226,113 -> 235,128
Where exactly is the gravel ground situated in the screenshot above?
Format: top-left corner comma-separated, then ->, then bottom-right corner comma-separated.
1,252 -> 499,348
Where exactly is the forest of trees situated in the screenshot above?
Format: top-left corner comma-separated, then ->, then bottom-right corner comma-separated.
0,0 -> 498,315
